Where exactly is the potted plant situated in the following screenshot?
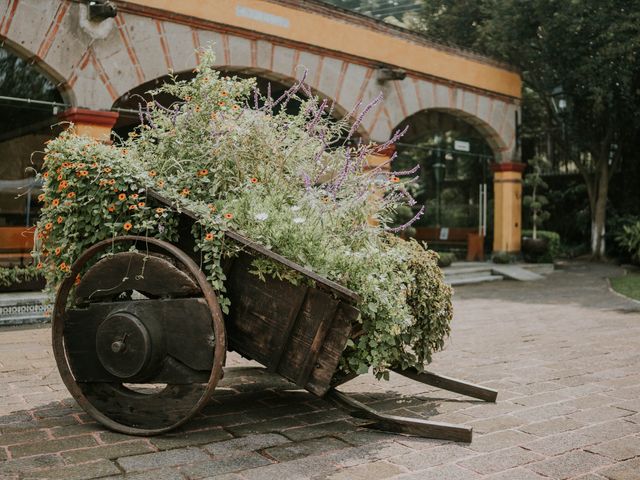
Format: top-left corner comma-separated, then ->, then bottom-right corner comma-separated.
522,155 -> 550,259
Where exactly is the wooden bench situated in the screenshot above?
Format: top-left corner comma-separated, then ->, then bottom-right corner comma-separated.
0,226 -> 35,266
414,227 -> 485,261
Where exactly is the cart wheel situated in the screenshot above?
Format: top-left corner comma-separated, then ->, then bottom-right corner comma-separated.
52,236 -> 226,435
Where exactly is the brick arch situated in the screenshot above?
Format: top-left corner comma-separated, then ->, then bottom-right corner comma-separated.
367,76 -> 518,162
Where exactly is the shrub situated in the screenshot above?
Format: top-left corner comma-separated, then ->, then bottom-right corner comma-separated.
521,229 -> 561,263
35,49 -> 452,379
616,221 -> 640,265
0,264 -> 40,288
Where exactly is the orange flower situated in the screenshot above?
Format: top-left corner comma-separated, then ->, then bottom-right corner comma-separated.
198,169 -> 209,177
194,105 -> 201,113
99,179 -> 107,187
207,204 -> 217,212
232,105 -> 240,111
36,262 -> 43,270
128,204 -> 137,210
221,91 -> 228,97
218,102 -> 226,107
77,170 -> 89,177
37,194 -> 45,202
59,262 -> 68,271
210,112 -> 217,120
45,223 -> 53,231
148,170 -> 157,177
52,198 -> 60,207
130,193 -> 139,200
108,179 -> 116,185
224,213 -> 233,220
56,174 -> 63,181
118,193 -> 127,201
123,222 -> 133,231
54,247 -> 61,256
58,180 -> 68,190
91,162 -> 98,168
205,232 -> 214,241
156,180 -> 165,188
107,205 -> 115,212
77,163 -> 86,168
74,274 -> 81,286
67,192 -> 76,199
250,177 -> 258,184
137,202 -> 145,208
43,171 -> 49,178
185,95 -> 192,101
155,207 -> 165,214
391,176 -> 400,183
180,188 -> 190,197
56,216 -> 63,224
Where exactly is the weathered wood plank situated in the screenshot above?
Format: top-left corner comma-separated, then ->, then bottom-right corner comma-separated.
326,388 -> 473,442
392,368 -> 498,402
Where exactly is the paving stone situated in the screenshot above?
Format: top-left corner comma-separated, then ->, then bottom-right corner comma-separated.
595,457 -> 640,480
280,420 -> 358,441
389,444 -> 474,470
9,434 -> 97,458
467,415 -> 526,435
336,429 -> 398,447
117,447 -> 210,472
322,460 -> 405,480
180,452 -> 272,479
151,427 -> 233,450
101,469 -> 185,480
263,436 -> 350,462
457,447 -> 544,475
528,450 -> 612,479
468,430 -> 535,452
569,406 -> 635,423
523,430 -> 597,456
226,416 -> 308,436
0,428 -> 48,446
241,453 -> 338,480
0,455 -> 62,478
49,422 -> 102,438
62,441 -> 155,464
203,433 -> 290,457
511,390 -> 574,407
483,468 -> 548,480
586,435 -> 640,461
18,459 -> 120,479
518,417 -> 584,436
395,464 -> 481,480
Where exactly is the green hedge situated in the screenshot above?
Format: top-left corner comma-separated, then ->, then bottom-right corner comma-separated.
522,230 -> 561,263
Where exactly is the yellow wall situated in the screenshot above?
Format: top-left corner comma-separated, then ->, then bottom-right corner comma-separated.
126,0 -> 521,99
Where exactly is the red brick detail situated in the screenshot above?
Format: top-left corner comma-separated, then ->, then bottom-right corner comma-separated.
333,61 -> 348,104
58,108 -> 119,127
155,20 -> 173,71
393,81 -> 408,119
90,51 -> 119,101
1,0 -> 19,36
491,162 -> 525,173
36,1 -> 70,59
115,14 -> 145,84
192,28 -> 202,64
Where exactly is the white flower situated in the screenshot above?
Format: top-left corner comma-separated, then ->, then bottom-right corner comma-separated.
254,212 -> 268,221
290,205 -> 301,212
292,217 -> 305,224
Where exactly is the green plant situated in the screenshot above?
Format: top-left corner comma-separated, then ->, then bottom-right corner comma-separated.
616,221 -> 640,265
492,251 -> 514,264
523,155 -> 550,239
521,230 -> 561,263
436,252 -> 456,267
0,264 -> 41,288
36,49 -> 453,379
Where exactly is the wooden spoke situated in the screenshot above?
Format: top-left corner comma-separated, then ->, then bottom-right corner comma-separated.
52,236 -> 226,436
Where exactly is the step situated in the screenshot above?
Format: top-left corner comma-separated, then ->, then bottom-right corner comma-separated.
0,292 -> 48,327
446,274 -> 504,286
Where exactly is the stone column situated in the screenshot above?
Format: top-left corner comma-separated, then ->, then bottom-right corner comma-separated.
491,162 -> 525,254
58,108 -> 119,142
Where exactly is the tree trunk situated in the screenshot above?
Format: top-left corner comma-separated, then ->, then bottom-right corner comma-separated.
590,160 -> 608,259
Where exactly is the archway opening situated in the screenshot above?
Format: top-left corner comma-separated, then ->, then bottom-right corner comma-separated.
0,46 -> 66,266
393,109 -> 497,256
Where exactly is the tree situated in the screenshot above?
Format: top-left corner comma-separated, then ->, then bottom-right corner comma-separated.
417,0 -> 640,258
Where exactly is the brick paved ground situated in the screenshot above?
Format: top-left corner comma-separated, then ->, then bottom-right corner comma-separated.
1,262 -> 640,480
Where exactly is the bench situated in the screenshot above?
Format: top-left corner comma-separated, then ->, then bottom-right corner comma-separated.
414,227 -> 485,261
0,226 -> 35,266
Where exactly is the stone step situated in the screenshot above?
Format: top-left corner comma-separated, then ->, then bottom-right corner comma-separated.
444,266 -> 494,279
0,292 -> 49,327
446,274 -> 504,286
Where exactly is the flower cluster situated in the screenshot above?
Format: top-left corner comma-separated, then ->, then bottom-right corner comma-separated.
36,48 -> 452,378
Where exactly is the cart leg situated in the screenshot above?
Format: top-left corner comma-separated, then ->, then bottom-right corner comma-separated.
392,368 -> 498,403
326,388 -> 472,442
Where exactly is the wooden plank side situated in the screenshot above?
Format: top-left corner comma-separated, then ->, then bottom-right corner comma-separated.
225,253 -> 308,367
306,302 -> 358,396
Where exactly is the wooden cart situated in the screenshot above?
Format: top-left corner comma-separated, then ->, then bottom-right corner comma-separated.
52,191 -> 497,441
